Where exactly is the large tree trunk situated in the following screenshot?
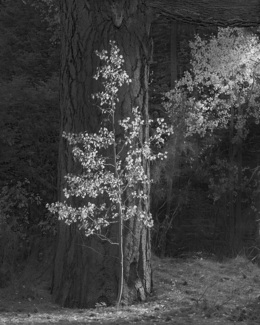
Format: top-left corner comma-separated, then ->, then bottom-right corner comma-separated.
52,0 -> 153,308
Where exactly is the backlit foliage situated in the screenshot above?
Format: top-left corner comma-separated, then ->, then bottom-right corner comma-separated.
164,28 -> 260,204
164,27 -> 260,137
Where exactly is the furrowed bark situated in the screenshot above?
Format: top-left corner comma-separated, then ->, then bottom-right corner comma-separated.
52,0 -> 152,308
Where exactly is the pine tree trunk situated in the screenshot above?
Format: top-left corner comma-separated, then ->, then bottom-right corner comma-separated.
234,97 -> 243,251
52,0 -> 153,308
170,21 -> 177,87
228,105 -> 235,250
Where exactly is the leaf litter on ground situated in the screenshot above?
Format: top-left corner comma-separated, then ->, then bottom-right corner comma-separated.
1,253 -> 260,324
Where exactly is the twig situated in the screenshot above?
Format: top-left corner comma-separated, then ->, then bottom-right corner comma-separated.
196,279 -> 219,303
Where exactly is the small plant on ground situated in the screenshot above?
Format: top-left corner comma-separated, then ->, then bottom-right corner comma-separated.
47,40 -> 172,306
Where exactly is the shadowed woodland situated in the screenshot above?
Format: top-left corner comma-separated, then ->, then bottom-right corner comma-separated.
1,0 -> 260,323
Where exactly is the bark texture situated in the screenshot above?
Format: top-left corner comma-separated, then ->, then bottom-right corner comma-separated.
52,0 -> 152,308
150,0 -> 260,26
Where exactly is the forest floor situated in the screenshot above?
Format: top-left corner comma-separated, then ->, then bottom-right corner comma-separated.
0,253 -> 260,324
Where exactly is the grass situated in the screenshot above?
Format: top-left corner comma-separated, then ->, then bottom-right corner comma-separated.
1,253 -> 260,324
